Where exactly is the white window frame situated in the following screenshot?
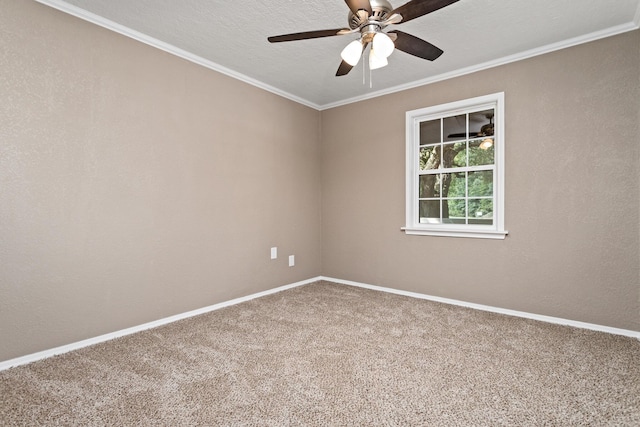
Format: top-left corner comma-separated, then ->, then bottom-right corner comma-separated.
403,92 -> 508,239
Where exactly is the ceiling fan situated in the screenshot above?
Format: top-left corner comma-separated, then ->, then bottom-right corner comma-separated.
267,0 -> 460,76
447,113 -> 495,139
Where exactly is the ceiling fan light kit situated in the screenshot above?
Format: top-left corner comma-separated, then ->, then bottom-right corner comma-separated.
479,138 -> 494,150
369,48 -> 389,70
268,0 -> 459,77
372,32 -> 395,58
341,39 -> 365,66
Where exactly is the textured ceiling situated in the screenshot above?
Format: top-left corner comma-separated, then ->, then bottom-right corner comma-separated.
36,0 -> 640,109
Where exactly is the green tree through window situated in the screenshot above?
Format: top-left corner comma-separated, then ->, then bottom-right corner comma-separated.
417,109 -> 495,225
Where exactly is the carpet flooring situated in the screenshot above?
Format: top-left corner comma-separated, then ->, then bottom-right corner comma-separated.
1,281 -> 639,426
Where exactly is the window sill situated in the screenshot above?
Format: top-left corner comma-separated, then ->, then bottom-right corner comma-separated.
401,227 -> 508,240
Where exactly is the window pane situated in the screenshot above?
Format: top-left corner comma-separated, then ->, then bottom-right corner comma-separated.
469,109 -> 494,136
419,174 -> 441,198
468,199 -> 493,225
468,109 -> 495,166
469,138 -> 494,166
442,172 -> 465,198
443,142 -> 466,168
443,114 -> 466,142
419,200 -> 441,224
420,119 -> 440,145
443,199 -> 466,224
419,145 -> 440,170
468,170 -> 493,197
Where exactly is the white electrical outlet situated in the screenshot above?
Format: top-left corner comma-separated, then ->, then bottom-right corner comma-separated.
288,255 -> 295,267
270,247 -> 277,260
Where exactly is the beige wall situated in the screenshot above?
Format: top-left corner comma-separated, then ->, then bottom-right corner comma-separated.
321,30 -> 640,331
1,1 -> 638,364
0,1 -> 321,361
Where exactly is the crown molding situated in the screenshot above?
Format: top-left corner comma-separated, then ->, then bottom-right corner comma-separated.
319,21 -> 640,110
33,0 -> 322,110
34,0 -> 640,111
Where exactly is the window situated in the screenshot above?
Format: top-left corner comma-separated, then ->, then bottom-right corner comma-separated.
403,93 -> 507,239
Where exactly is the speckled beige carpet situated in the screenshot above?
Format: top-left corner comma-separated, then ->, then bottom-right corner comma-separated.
1,281 -> 639,426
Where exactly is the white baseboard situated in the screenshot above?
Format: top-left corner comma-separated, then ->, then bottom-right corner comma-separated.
0,277 -> 319,372
2,275 -> 637,372
320,276 -> 640,339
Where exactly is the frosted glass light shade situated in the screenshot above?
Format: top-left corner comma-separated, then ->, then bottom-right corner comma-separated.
369,48 -> 388,70
479,138 -> 494,150
341,40 -> 363,66
372,32 -> 395,58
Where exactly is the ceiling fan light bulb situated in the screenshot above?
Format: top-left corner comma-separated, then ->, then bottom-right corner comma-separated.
341,40 -> 363,66
373,32 -> 395,58
369,48 -> 388,70
480,138 -> 494,150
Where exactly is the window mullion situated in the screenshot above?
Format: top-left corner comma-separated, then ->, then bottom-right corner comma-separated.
439,118 -> 444,224
465,170 -> 469,225
465,113 -> 470,225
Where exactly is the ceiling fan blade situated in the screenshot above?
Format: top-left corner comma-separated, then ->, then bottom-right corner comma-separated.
268,29 -> 351,43
388,30 -> 443,61
336,60 -> 354,76
448,133 -> 481,138
391,0 -> 459,24
344,0 -> 373,15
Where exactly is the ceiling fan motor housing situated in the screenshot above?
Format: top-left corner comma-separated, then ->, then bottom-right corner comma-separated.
348,0 -> 393,29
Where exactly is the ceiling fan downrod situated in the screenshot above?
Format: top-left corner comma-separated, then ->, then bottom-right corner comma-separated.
343,0 -> 404,71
